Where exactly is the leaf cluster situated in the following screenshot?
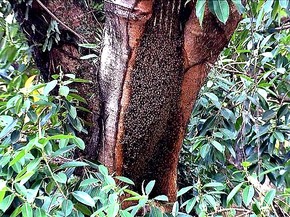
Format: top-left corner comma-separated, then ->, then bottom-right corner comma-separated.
178,1 -> 290,216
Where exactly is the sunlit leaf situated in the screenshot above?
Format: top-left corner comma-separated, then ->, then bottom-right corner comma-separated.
243,185 -> 254,206
227,182 -> 243,205
72,191 -> 95,207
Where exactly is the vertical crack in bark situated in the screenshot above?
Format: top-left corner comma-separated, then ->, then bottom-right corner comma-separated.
118,1 -> 241,201
100,0 -> 241,202
115,0 -> 154,176
98,2 -> 131,171
120,0 -> 183,200
99,0 -> 153,172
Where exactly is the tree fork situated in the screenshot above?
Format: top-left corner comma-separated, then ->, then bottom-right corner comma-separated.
9,0 -> 241,202
99,0 -> 241,201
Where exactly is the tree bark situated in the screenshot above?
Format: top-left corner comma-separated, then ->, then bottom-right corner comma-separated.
9,0 -> 102,160
10,0 -> 241,202
99,0 -> 241,201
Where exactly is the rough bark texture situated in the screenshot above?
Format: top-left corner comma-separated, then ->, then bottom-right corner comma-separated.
10,0 -> 241,203
100,0 -> 241,201
9,0 -> 102,160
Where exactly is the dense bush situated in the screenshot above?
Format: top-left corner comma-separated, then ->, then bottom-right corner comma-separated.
0,0 -> 289,217
0,7 -> 171,217
179,1 -> 290,216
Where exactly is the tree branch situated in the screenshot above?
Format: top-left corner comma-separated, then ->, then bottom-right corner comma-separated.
35,0 -> 87,42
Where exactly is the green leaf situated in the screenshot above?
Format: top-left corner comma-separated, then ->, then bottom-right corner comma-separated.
73,137 -> 85,150
51,145 -> 76,157
204,194 -> 216,209
185,197 -> 197,214
62,199 -> 73,216
107,203 -> 119,217
145,180 -> 155,195
200,143 -> 210,159
0,118 -> 18,139
59,85 -> 70,97
258,166 -> 282,177
0,115 -> 13,127
78,43 -> 98,49
0,194 -> 15,212
26,182 -> 41,203
10,206 -> 22,217
68,93 -> 87,103
9,150 -> 25,166
252,199 -> 261,215
232,0 -> 246,13
120,210 -> 134,217
172,201 -> 179,216
27,158 -> 41,171
11,130 -> 20,143
98,165 -> 108,176
243,185 -> 254,206
55,172 -> 67,183
72,191 -> 95,207
124,189 -> 141,197
241,161 -> 252,168
195,0 -> 206,26
154,195 -> 169,202
43,80 -> 57,96
262,109 -> 276,121
211,0 -> 230,24
74,203 -> 92,216
80,54 -> 98,60
205,93 -> 221,109
273,131 -> 284,142
203,182 -> 224,189
211,140 -> 225,153
15,171 -> 35,184
59,161 -> 88,169
264,189 -> 276,205
279,0 -> 288,8
149,206 -> 163,217
177,186 -> 194,197
22,203 -> 33,217
199,116 -> 216,135
80,178 -> 100,187
227,182 -> 243,205
34,208 -> 47,217
15,183 -> 27,196
69,105 -> 77,119
115,176 -> 134,185
277,104 -> 289,118
263,0 -> 274,13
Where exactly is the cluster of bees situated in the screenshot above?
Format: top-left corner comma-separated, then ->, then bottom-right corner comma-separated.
121,0 -> 184,193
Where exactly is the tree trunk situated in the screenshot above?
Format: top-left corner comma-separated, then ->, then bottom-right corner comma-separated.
9,0 -> 102,160
99,0 -> 241,201
10,0 -> 241,202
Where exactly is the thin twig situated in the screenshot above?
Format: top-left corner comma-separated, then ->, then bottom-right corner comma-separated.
208,208 -> 252,216
35,0 -> 87,42
272,24 -> 290,31
209,63 -> 243,74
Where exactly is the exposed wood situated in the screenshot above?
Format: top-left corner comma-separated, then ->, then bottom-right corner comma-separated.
98,0 -> 241,201
115,0 -> 154,176
10,0 -> 242,203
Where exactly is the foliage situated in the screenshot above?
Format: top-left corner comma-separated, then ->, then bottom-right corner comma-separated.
192,0 -> 245,25
1,0 -> 290,217
179,0 -> 290,216
0,10 -> 170,217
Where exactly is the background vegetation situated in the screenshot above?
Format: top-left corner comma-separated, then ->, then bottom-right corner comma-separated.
0,0 -> 289,216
